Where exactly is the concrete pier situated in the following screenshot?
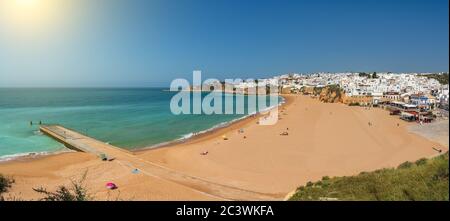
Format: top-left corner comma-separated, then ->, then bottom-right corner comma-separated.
40,125 -> 132,157
39,124 -> 279,200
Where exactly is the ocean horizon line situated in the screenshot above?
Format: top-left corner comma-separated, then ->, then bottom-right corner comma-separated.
0,86 -> 171,89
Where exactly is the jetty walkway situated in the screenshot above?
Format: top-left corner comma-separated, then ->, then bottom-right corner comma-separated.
39,125 -> 280,200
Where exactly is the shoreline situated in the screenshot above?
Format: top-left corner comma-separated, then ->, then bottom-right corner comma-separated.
134,95 -> 289,152
0,95 -> 286,162
0,94 -> 445,164
1,94 -> 447,200
0,148 -> 75,163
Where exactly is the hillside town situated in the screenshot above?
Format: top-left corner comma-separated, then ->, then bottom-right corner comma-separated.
216,72 -> 448,124
271,72 -> 449,123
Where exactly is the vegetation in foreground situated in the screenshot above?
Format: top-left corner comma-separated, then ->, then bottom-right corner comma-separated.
2,153 -> 449,201
33,180 -> 92,201
0,174 -> 15,201
289,152 -> 449,201
0,172 -> 92,201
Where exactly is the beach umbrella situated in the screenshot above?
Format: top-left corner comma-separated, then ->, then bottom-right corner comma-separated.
106,182 -> 117,190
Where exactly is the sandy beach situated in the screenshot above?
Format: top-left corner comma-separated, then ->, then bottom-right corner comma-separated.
0,95 -> 448,201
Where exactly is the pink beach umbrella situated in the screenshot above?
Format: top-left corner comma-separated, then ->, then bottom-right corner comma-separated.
106,182 -> 117,190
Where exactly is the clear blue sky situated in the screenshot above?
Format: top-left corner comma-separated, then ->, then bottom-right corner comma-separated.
0,0 -> 448,87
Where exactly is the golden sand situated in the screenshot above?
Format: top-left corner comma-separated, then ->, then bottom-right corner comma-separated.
0,95 -> 447,200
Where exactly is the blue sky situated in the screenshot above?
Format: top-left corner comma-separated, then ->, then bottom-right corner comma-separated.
0,0 -> 448,87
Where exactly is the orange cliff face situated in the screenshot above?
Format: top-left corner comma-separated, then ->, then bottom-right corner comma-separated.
294,86 -> 344,103
318,86 -> 344,103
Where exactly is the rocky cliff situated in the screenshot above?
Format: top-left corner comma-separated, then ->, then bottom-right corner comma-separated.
316,85 -> 344,103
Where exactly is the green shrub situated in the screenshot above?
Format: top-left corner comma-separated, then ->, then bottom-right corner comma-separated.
0,174 -> 15,201
322,176 -> 330,181
0,174 -> 14,194
289,152 -> 449,201
397,161 -> 414,169
415,158 -> 428,166
373,169 -> 384,173
306,181 -> 314,187
33,172 -> 92,201
433,165 -> 449,181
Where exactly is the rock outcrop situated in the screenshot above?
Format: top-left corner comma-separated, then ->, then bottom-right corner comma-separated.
316,85 -> 344,103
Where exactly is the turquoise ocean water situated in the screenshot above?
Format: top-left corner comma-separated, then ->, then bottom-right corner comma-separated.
0,88 -> 279,159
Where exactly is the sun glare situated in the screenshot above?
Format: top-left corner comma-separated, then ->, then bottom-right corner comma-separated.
15,0 -> 40,7
0,0 -> 65,36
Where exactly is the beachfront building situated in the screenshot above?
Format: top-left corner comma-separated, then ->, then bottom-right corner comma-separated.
342,94 -> 373,106
400,111 -> 420,122
409,94 -> 437,111
437,85 -> 449,110
372,92 -> 383,105
386,101 -> 418,111
383,92 -> 401,101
